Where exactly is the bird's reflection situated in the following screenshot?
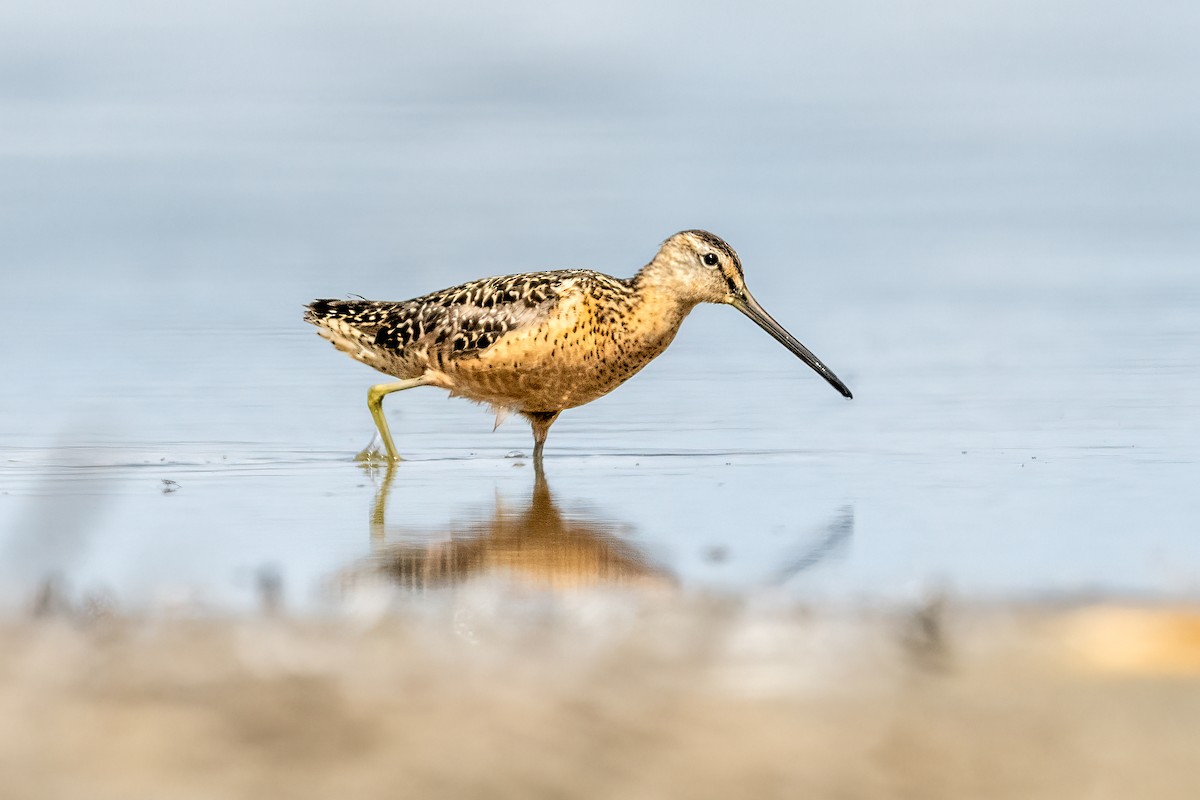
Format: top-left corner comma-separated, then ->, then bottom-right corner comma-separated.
767,505 -> 855,587
349,463 -> 674,591
340,462 -> 857,595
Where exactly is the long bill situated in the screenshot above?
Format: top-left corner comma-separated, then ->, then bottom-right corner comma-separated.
730,291 -> 853,399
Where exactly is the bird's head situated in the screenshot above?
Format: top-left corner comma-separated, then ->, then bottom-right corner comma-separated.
646,229 -> 749,306
642,230 -> 853,399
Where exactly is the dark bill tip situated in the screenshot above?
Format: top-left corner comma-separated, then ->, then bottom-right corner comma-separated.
731,293 -> 853,399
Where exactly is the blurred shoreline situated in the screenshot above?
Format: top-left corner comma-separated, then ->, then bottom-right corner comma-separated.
2,596 -> 1198,799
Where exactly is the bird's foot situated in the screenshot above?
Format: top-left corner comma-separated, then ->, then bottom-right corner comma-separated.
354,434 -> 397,465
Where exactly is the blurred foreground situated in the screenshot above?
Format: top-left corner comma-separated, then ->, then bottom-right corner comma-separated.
2,596 -> 1198,799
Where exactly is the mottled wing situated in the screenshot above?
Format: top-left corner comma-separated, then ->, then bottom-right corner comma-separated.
375,271 -> 580,355
305,270 -> 588,374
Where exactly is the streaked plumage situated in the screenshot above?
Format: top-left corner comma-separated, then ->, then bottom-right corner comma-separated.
305,230 -> 852,461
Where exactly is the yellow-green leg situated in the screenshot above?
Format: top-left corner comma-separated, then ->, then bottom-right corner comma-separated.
363,378 -> 429,462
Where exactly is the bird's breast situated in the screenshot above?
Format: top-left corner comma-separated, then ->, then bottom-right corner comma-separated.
439,290 -> 689,412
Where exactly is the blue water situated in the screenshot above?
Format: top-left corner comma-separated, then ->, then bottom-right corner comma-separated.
1,0 -> 1198,611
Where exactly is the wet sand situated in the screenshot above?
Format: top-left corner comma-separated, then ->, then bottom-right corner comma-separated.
3,598 -> 1198,800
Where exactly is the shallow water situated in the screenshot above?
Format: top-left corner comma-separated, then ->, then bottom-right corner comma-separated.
1,0 -> 1199,612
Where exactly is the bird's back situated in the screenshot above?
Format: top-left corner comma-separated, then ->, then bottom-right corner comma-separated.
304,269 -> 651,409
305,270 -> 587,373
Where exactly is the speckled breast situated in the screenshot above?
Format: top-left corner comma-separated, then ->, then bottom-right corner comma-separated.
439,291 -> 686,412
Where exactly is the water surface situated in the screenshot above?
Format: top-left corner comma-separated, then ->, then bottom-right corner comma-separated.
1,0 -> 1198,611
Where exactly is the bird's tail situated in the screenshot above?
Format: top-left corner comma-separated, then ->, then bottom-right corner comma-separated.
305,298 -> 372,326
304,298 -> 391,367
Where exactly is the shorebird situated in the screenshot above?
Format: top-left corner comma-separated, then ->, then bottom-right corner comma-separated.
305,230 -> 852,461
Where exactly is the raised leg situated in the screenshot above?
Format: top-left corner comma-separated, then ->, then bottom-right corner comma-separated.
365,378 -> 429,462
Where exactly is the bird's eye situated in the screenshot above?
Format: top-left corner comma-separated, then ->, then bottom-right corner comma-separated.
703,253 -> 719,266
